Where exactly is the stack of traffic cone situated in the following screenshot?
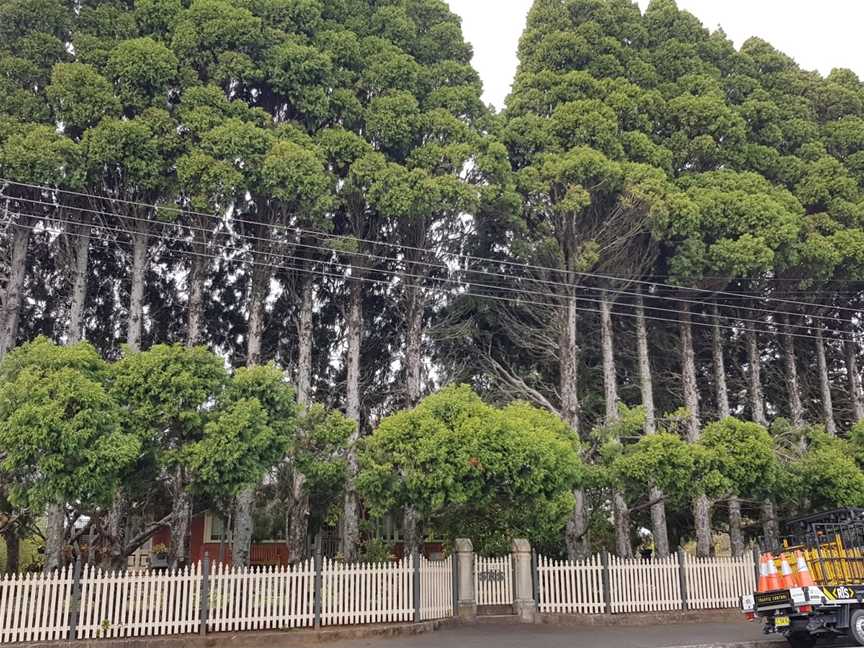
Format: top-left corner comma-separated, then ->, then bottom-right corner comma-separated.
780,554 -> 798,589
765,554 -> 781,591
796,551 -> 815,587
795,551 -> 815,612
758,553 -> 782,592
757,554 -> 770,592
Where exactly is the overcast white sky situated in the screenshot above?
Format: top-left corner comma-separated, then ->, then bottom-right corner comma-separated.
448,0 -> 864,110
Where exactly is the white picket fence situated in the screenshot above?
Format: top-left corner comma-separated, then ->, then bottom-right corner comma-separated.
608,554 -> 682,613
0,565 -> 74,643
686,554 -> 756,610
474,555 -> 513,606
320,556 -> 413,626
207,560 -> 315,632
537,554 -> 605,614
538,552 -> 755,614
0,556 -> 455,643
419,556 -> 453,621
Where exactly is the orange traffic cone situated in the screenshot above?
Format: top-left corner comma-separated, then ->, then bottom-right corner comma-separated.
757,555 -> 770,592
780,554 -> 798,589
765,554 -> 781,591
795,551 -> 815,588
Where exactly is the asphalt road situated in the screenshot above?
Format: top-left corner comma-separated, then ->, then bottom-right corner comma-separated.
319,620 -> 789,648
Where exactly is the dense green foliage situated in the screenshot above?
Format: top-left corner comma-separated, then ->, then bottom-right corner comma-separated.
358,385 -> 582,554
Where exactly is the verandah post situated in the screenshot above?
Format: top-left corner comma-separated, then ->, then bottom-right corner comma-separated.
199,552 -> 210,635
67,558 -> 82,640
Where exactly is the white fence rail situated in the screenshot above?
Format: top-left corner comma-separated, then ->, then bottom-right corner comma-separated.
474,555 -> 513,606
538,552 -> 756,614
419,557 -> 453,621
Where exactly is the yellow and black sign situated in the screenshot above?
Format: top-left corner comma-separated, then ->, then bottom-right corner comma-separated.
822,585 -> 864,601
755,591 -> 791,607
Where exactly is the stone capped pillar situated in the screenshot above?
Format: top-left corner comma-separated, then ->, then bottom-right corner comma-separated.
511,538 -> 537,622
455,538 -> 476,620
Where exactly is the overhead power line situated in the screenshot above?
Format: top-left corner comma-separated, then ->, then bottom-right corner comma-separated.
6,192 -> 861,325
2,179 -> 860,315
10,210 -> 856,342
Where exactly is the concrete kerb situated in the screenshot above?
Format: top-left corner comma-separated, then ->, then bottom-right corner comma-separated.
666,643 -> 784,648
535,608 -> 746,627
8,619 -> 454,648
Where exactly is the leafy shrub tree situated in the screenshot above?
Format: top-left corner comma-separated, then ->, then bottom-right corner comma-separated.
358,385 -> 582,554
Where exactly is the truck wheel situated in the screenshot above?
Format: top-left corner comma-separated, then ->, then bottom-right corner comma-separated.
787,631 -> 816,648
851,608 -> 864,646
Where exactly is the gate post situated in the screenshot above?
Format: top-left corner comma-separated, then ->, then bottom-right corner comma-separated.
677,547 -> 689,611
511,539 -> 536,623
454,538 -> 476,621
601,551 -> 612,615
413,549 -> 421,622
199,553 -> 210,635
67,558 -> 82,640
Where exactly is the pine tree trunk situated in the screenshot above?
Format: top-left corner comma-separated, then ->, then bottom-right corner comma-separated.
246,261 -> 269,368
296,279 -> 314,408
815,324 -> 837,436
560,295 -> 581,436
185,242 -> 206,347
636,292 -> 669,558
402,506 -> 421,556
782,314 -> 805,430
126,222 -> 148,353
561,294 -> 588,560
761,500 -> 780,552
649,486 -> 669,559
565,488 -> 590,560
0,219 -> 31,360
232,489 -> 255,567
694,494 -> 712,557
601,293 -> 631,558
601,293 -> 618,422
65,219 -> 90,344
3,527 -> 19,574
233,254 -> 272,567
341,278 -> 363,561
680,304 -> 701,442
728,497 -> 744,558
636,291 -> 656,434
285,279 -> 314,565
405,285 -> 423,406
285,470 -> 309,564
105,490 -> 129,571
747,321 -> 767,426
711,304 -> 730,419
43,502 -> 66,573
169,467 -> 191,568
845,321 -> 864,424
